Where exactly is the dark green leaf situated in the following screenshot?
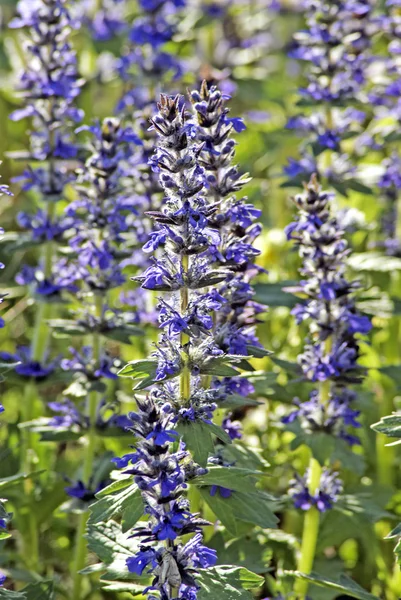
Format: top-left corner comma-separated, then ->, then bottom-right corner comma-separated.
89,484 -> 143,533
372,413 -> 401,439
192,466 -> 261,492
22,581 -> 54,600
196,565 -> 263,600
176,421 -> 215,467
246,345 -> 273,358
253,282 -> 298,308
336,494 -> 394,522
284,571 -> 379,600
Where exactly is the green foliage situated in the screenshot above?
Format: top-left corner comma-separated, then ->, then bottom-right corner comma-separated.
285,571 -> 379,600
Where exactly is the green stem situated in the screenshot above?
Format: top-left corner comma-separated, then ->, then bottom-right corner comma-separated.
180,254 -> 190,402
71,295 -> 102,600
295,372 -> 330,598
20,239 -> 54,571
294,458 -> 322,598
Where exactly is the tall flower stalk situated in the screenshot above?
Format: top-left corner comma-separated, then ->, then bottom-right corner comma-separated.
284,175 -> 371,598
6,0 -> 82,570
285,0 -> 375,193
109,85 -> 269,598
54,117 -> 143,598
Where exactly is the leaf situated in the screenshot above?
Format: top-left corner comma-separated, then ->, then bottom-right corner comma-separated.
200,357 -> 240,377
196,565 -> 263,600
0,591 -> 26,599
200,488 -> 278,533
335,494 -> 394,522
284,571 -> 379,600
20,419 -> 83,442
386,522 -> 401,540
253,282 -> 298,308
270,356 -> 301,376
199,487 -> 238,535
118,359 -> 158,379
379,367 -> 401,391
0,471 -> 44,491
88,484 -> 143,533
372,413 -> 401,438
228,491 -> 278,529
290,432 -> 335,465
192,466 -> 261,492
207,422 -> 233,445
87,521 -> 137,565
176,421 -> 215,467
348,252 -> 401,272
101,324 -> 143,343
101,582 -> 144,593
209,532 -> 272,574
22,581 -> 54,600
220,394 -> 262,409
96,477 -> 132,498
245,345 -> 273,358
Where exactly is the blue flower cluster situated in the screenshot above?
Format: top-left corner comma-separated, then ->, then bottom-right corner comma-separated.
285,176 -> 371,449
113,83 -> 261,595
114,397 -> 216,600
77,0 -> 127,42
10,0 -> 83,298
189,82 -> 264,410
289,467 -> 342,513
285,0 -> 374,187
65,118 -> 142,294
284,176 -> 371,511
117,0 -> 185,115
369,1 -> 401,256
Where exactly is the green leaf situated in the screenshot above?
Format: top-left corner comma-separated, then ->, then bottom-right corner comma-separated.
200,357 -> 240,377
87,521 -> 137,566
196,565 -> 263,600
336,494 -> 394,522
348,252 -> 401,272
372,413 -> 401,439
192,466 -> 261,492
245,345 -> 273,358
101,582 -> 144,593
386,522 -> 401,539
290,432 -> 335,465
200,488 -> 278,532
0,591 -> 26,599
96,477 -> 132,498
220,394 -> 261,409
22,581 -> 54,600
284,571 -> 379,600
228,491 -> 278,529
253,281 -> 298,308
379,367 -> 401,391
199,487 -> 238,535
176,421 -> 215,467
88,484 -> 143,533
20,419 -> 83,442
270,356 -> 301,376
0,471 -> 44,491
118,359 -> 158,378
207,422 -> 233,445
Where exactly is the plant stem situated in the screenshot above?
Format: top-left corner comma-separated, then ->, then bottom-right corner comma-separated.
71,294 -> 102,600
294,375 -> 330,598
180,254 -> 190,401
294,458 -> 322,598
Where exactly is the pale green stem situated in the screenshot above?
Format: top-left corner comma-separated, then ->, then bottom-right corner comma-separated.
294,375 -> 330,599
180,254 -> 190,402
71,294 -> 103,600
